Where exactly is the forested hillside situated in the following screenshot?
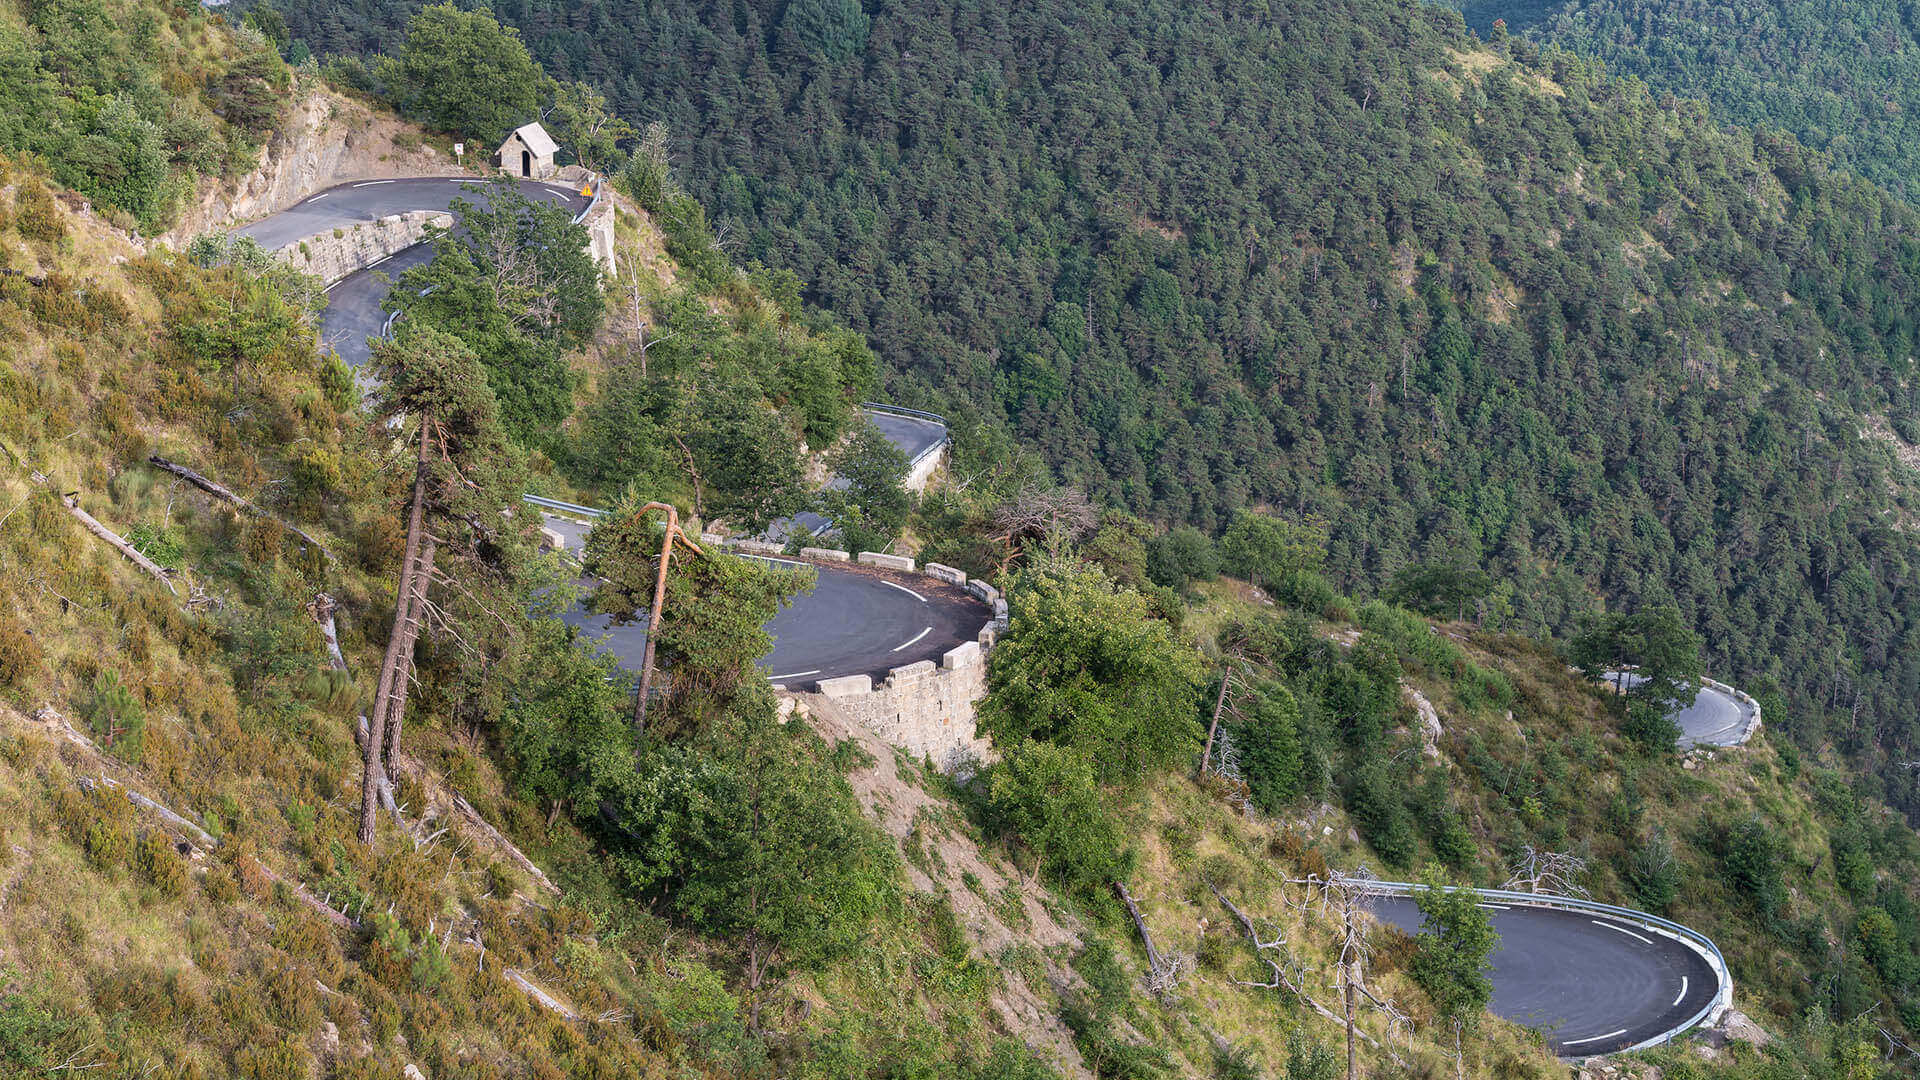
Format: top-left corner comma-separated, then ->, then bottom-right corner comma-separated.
256,0 -> 1920,825
1498,0 -> 1920,205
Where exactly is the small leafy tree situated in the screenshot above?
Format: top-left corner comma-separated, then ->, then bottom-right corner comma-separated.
1385,562 -> 1493,623
1570,605 -> 1704,710
978,557 -> 1203,788
503,620 -> 635,823
382,3 -> 547,145
1623,829 -> 1681,913
86,670 -> 145,757
690,380 -> 808,532
1218,511 -> 1326,591
986,740 -> 1130,893
821,420 -> 911,539
1146,525 -> 1217,589
584,498 -> 813,733
547,80 -> 636,171
1409,870 -> 1499,1029
1235,682 -> 1304,813
1719,817 -> 1785,917
388,181 -> 604,441
604,688 -> 895,1027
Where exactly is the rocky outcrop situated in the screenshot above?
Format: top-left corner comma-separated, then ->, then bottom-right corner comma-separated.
158,80 -> 471,246
1403,683 -> 1443,761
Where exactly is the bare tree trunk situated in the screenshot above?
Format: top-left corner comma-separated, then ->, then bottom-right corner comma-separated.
53,490 -> 177,594
633,510 -> 678,734
148,455 -> 334,564
361,426 -> 433,845
1115,880 -> 1181,995
1114,880 -> 1166,974
1200,668 -> 1232,776
380,534 -> 436,776
309,593 -> 349,672
1345,964 -> 1358,1080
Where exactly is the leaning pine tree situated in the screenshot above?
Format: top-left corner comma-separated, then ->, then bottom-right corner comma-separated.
359,324 -> 530,845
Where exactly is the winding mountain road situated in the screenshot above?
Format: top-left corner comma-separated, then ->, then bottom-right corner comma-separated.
238,176 -> 590,366
540,513 -> 987,686
232,177 -> 1729,1055
237,177 -> 980,688
1605,673 -> 1757,748
1366,894 -> 1722,1056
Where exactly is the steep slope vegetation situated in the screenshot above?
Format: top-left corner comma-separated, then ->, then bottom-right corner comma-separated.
0,0 -> 286,229
260,0 -> 1920,831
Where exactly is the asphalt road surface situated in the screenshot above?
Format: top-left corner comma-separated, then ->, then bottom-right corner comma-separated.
1610,674 -> 1754,748
543,514 -> 989,687
864,409 -> 947,465
1367,897 -> 1719,1056
237,177 -> 591,367
235,176 -> 589,249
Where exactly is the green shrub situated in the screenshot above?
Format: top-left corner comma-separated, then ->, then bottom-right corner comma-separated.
84,669 -> 146,758
125,522 -> 185,569
137,832 -> 189,896
234,1038 -> 313,1080
11,183 -> 63,244
0,616 -> 42,688
83,817 -> 131,869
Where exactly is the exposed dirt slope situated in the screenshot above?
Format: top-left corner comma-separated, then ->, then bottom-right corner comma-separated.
802,694 -> 1094,1078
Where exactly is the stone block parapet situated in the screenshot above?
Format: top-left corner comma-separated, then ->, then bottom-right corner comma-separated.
276,210 -> 451,284
857,551 -> 916,572
923,562 -> 967,585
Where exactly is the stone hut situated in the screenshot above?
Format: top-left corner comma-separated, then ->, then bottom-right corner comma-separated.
497,121 -> 558,179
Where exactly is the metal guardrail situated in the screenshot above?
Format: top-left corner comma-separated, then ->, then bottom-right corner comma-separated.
523,494 -> 607,519
860,402 -> 950,468
1365,880 -> 1732,1056
860,401 -> 948,426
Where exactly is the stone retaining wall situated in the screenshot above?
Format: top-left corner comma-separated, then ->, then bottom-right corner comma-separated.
276,210 -> 451,284
712,538 -> 1007,771
811,641 -> 993,772
554,165 -> 616,274
904,443 -> 946,492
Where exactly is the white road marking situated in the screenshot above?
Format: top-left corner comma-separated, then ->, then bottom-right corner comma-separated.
352,179 -> 396,187
1591,919 -> 1654,946
892,627 -> 932,652
882,580 -> 928,602
771,670 -> 820,681
368,253 -> 393,268
1476,903 -> 1510,910
307,192 -> 329,201
1672,977 -> 1688,1007
323,280 -> 340,293
1562,1029 -> 1627,1047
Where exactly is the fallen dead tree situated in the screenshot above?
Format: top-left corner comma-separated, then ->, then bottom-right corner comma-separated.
46,483 -> 176,595
451,795 -> 560,896
148,455 -> 334,564
506,969 -> 579,1019
1114,880 -> 1183,997
1210,880 -> 1360,1037
1214,875 -> 1410,1073
75,774 -> 356,929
